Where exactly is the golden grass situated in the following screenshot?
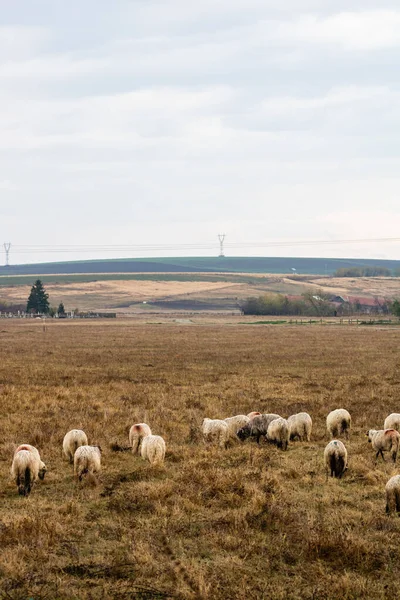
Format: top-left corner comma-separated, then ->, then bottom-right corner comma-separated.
1,320 -> 400,599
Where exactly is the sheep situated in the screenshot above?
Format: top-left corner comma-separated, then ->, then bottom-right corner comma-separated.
140,434 -> 166,466
326,409 -> 351,439
237,413 -> 281,444
74,445 -> 102,481
247,411 -> 262,420
202,418 -> 230,449
287,412 -> 312,442
266,417 -> 290,450
324,440 -> 348,479
11,446 -> 47,496
129,423 -> 152,455
367,429 -> 400,463
63,429 -> 88,463
224,415 -> 250,440
385,475 -> 400,514
384,413 -> 400,432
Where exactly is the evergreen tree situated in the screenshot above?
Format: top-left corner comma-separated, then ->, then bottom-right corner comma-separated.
26,280 -> 50,314
57,302 -> 66,316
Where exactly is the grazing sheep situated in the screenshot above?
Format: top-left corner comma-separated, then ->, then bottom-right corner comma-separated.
202,418 -> 230,449
267,417 -> 290,450
324,440 -> 348,479
11,446 -> 47,496
140,434 -> 166,466
224,415 -> 250,440
287,412 -> 312,442
247,411 -> 262,420
237,414 -> 281,444
384,413 -> 400,432
385,475 -> 400,514
74,445 -> 102,481
129,423 -> 152,455
63,429 -> 88,463
367,429 -> 400,463
326,409 -> 351,439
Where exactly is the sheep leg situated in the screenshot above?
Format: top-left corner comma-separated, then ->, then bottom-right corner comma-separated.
392,450 -> 397,464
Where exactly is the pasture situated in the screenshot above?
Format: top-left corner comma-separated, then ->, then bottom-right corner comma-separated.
0,320 -> 400,599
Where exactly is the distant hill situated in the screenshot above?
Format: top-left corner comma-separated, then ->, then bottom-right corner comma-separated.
1,255 -> 400,277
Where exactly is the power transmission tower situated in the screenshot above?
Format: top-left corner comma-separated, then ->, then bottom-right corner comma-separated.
3,243 -> 11,267
218,234 -> 226,257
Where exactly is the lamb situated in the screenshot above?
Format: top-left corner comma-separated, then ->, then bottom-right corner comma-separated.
326,409 -> 351,439
74,445 -> 102,481
385,475 -> 400,514
63,429 -> 88,463
384,413 -> 400,432
367,429 -> 400,463
266,417 -> 290,450
287,412 -> 312,442
237,414 -> 281,444
324,440 -> 348,479
224,415 -> 250,440
11,445 -> 47,496
202,418 -> 230,449
140,434 -> 166,466
247,411 -> 262,420
129,423 -> 152,455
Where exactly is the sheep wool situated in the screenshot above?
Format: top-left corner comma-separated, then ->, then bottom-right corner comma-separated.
367,429 -> 400,463
74,445 -> 102,481
129,423 -> 152,455
247,411 -> 262,420
202,418 -> 230,449
140,434 -> 166,466
11,446 -> 47,496
266,417 -> 290,450
384,413 -> 400,432
326,409 -> 351,439
63,429 -> 88,463
288,413 -> 312,442
324,440 -> 348,479
237,414 -> 281,444
224,415 -> 250,440
385,475 -> 400,514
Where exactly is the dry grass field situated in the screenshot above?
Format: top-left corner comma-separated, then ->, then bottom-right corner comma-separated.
1,320 -> 400,599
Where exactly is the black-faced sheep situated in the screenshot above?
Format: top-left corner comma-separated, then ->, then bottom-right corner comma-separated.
224,415 -> 250,440
11,445 -> 47,496
287,412 -> 312,442
385,474 -> 400,514
129,423 -> 152,455
384,413 -> 400,432
140,434 -> 166,465
324,440 -> 348,479
267,417 -> 289,450
63,429 -> 88,463
202,418 -> 230,449
367,429 -> 400,463
237,413 -> 281,444
326,409 -> 351,439
74,445 -> 102,481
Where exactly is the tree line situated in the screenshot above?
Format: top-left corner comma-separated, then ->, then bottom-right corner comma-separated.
333,266 -> 400,277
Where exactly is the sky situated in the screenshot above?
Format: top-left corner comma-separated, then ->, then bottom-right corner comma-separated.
1,0 -> 400,265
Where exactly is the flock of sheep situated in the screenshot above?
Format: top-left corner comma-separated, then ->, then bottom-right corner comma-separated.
9,408 -> 400,514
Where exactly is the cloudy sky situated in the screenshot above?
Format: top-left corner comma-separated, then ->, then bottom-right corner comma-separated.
1,1 -> 400,264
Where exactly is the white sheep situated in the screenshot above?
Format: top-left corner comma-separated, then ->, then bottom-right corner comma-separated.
385,475 -> 400,514
326,409 -> 351,439
202,418 -> 230,449
74,445 -> 102,481
129,423 -> 152,455
266,417 -> 290,450
384,413 -> 400,432
247,411 -> 262,420
324,440 -> 348,479
140,434 -> 166,466
63,429 -> 88,463
367,429 -> 400,463
287,412 -> 312,442
224,415 -> 250,440
11,445 -> 47,496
